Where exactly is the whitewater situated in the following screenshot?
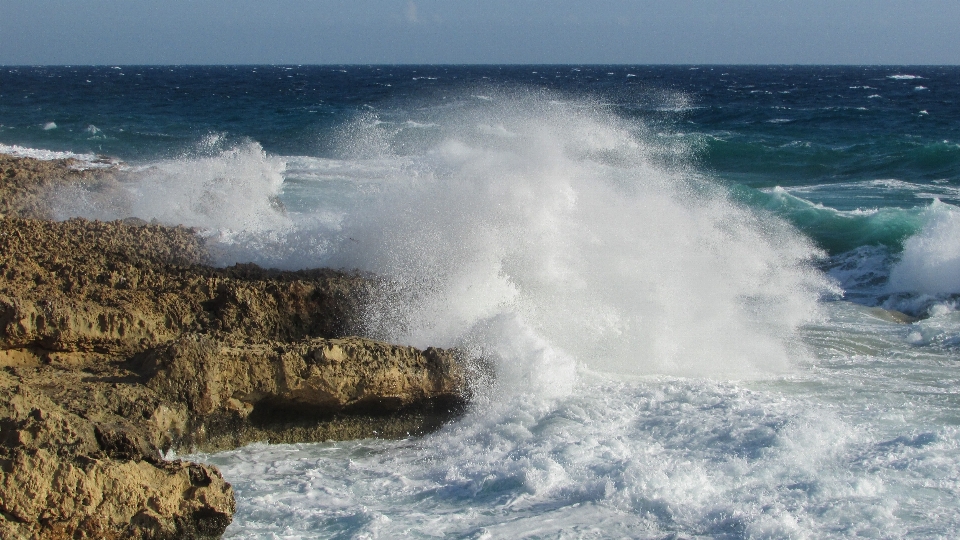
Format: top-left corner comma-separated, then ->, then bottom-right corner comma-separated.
4,65 -> 960,538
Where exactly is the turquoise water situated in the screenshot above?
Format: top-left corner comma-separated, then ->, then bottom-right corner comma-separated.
3,66 -> 960,538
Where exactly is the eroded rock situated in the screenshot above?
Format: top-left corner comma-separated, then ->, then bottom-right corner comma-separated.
139,334 -> 467,450
0,373 -> 234,539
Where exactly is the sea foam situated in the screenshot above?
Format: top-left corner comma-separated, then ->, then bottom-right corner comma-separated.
888,200 -> 960,296
0,143 -> 116,169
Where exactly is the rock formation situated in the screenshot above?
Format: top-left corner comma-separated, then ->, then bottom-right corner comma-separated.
0,155 -> 471,539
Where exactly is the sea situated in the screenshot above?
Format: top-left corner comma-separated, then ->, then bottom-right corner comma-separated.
2,65 -> 960,538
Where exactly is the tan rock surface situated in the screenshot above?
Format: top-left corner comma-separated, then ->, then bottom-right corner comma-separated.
0,371 -> 234,539
142,335 -> 466,450
0,155 -> 472,538
0,216 -> 369,355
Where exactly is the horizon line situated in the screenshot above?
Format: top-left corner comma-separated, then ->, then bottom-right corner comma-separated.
3,62 -> 960,68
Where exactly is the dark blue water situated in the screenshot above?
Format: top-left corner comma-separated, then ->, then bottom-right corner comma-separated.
2,66 -> 958,179
3,65 -> 959,253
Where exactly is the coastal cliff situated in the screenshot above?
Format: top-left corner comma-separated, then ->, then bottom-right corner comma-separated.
0,155 -> 470,539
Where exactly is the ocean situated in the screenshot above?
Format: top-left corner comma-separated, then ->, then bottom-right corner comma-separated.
2,65 -> 960,538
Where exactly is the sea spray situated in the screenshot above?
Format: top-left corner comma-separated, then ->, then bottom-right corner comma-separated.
50,93 -> 834,382
888,199 -> 960,296
864,198 -> 960,325
52,140 -> 295,254
322,94 -> 835,380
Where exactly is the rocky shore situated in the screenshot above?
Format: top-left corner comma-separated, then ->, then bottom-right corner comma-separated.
0,155 -> 471,539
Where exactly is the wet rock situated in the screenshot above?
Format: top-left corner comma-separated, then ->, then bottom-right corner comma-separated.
865,306 -> 920,324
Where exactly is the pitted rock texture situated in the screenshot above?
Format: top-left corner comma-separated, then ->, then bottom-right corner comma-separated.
0,217 -> 369,355
0,373 -> 234,539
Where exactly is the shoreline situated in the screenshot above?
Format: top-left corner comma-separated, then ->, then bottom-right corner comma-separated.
0,154 -> 472,539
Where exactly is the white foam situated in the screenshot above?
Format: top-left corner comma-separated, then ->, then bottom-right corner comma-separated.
403,120 -> 438,128
196,366 -> 960,539
52,141 -> 291,235
887,200 -> 960,295
0,143 -> 117,169
782,178 -> 960,204
42,122 -> 57,130
1,143 -> 94,162
888,74 -> 923,80
317,93 -> 833,381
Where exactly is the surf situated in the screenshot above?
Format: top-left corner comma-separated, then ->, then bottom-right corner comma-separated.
51,90 -> 836,383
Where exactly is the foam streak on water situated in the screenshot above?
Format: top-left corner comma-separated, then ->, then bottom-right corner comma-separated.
199,360 -> 960,539
194,297 -> 960,538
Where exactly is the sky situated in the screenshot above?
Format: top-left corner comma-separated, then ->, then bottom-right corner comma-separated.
1,0 -> 958,65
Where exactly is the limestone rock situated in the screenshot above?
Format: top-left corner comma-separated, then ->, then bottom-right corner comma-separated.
0,372 -> 234,539
0,156 -> 475,538
147,335 -> 464,415
0,217 -> 369,355
140,334 -> 466,449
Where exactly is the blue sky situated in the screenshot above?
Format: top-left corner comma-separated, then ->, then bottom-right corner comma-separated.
1,0 -> 958,65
